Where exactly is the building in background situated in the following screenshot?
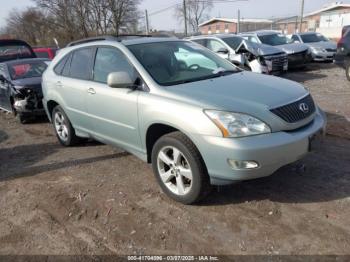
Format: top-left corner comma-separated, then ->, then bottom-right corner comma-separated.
199,2 -> 350,40
198,18 -> 272,35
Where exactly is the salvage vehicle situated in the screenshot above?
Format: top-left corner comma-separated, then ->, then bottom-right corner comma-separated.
34,47 -> 58,60
0,58 -> 48,123
290,32 -> 337,62
0,39 -> 36,62
188,34 -> 288,74
240,31 -> 310,69
334,25 -> 350,81
42,36 -> 327,204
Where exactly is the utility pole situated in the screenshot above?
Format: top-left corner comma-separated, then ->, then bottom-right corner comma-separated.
299,0 -> 305,33
145,9 -> 150,35
183,0 -> 188,36
237,9 -> 240,34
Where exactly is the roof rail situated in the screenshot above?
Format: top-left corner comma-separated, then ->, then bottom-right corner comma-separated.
66,35 -> 153,47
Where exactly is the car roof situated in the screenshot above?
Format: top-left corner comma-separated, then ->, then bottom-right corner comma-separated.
241,31 -> 281,36
3,58 -> 49,65
66,35 -> 179,48
190,34 -> 241,39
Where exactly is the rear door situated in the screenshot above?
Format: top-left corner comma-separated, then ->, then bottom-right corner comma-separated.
86,46 -> 141,151
55,47 -> 95,131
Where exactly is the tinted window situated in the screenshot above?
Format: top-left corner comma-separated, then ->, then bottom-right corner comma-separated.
222,37 -> 243,50
192,39 -> 206,47
300,33 -> 328,43
93,47 -> 135,83
291,35 -> 300,42
8,61 -> 47,80
35,51 -> 50,59
259,34 -> 292,46
54,55 -> 69,75
70,48 -> 94,80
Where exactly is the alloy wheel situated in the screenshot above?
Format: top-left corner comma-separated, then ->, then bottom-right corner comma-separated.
157,146 -> 193,196
54,111 -> 69,142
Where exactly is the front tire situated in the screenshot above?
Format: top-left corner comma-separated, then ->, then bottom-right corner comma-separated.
151,132 -> 211,204
52,105 -> 80,146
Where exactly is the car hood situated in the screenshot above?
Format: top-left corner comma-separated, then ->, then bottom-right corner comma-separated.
241,41 -> 285,56
163,72 -> 307,112
305,41 -> 337,49
274,43 -> 309,54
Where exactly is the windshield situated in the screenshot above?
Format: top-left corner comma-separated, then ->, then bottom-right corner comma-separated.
221,37 -> 243,50
9,61 -> 47,80
0,45 -> 34,62
300,33 -> 328,43
258,33 -> 292,46
127,41 -> 239,86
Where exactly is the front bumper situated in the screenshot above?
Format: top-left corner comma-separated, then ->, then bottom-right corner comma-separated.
311,50 -> 335,61
192,109 -> 327,185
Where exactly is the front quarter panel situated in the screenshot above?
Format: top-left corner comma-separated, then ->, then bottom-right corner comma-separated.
138,91 -> 222,152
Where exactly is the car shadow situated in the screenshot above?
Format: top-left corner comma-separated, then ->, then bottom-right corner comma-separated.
200,111 -> 350,206
283,62 -> 336,83
0,142 -> 129,181
0,129 -> 8,144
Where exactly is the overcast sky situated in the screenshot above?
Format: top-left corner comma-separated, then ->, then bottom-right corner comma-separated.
1,0 -> 350,31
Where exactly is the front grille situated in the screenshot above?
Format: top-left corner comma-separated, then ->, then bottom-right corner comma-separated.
270,94 -> 316,123
288,50 -> 307,61
265,53 -> 288,72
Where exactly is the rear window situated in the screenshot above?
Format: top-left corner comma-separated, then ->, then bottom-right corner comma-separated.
35,51 -> 50,59
0,45 -> 34,61
8,61 -> 47,80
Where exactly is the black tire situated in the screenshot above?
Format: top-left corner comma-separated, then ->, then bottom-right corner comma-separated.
346,62 -> 350,82
151,131 -> 211,204
52,105 -> 80,146
17,113 -> 28,124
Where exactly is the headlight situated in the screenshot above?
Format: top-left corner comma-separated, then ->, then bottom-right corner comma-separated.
204,110 -> 271,138
311,46 -> 325,52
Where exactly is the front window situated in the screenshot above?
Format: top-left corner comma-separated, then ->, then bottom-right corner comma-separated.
300,33 -> 328,43
258,33 -> 292,46
9,61 -> 47,80
127,41 -> 238,86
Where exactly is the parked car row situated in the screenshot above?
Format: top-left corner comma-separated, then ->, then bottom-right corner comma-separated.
2,31 -> 348,204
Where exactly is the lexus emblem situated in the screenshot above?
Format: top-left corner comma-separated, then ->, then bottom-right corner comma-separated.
299,103 -> 309,113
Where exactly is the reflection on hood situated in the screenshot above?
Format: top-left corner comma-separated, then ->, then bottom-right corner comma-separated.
237,40 -> 285,56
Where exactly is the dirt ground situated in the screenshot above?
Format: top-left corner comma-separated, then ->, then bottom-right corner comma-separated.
0,63 -> 350,256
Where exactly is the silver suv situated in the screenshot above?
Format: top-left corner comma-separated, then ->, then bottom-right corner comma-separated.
42,36 -> 326,204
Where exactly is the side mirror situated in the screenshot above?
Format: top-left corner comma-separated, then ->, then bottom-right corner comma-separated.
107,71 -> 133,89
217,47 -> 229,54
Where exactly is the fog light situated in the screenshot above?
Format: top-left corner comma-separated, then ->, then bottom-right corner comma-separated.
228,159 -> 259,170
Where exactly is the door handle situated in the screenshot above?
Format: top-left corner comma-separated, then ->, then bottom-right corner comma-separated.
87,88 -> 96,94
56,81 -> 63,88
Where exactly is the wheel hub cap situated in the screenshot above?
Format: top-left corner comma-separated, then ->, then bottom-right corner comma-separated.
157,146 -> 193,196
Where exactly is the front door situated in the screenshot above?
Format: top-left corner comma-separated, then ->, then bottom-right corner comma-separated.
86,47 -> 141,152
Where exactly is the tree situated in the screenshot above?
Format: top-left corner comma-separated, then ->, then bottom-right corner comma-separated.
175,0 -> 213,33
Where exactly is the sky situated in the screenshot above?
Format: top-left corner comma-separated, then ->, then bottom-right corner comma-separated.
1,0 -> 350,31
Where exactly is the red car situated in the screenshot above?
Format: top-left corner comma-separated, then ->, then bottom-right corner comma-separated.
33,47 -> 58,60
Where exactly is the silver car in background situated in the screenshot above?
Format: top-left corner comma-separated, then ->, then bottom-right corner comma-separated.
188,34 -> 288,74
42,36 -> 326,204
241,31 -> 311,68
290,32 -> 337,62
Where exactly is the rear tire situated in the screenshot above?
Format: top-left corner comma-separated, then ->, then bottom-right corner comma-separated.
52,105 -> 80,146
151,131 -> 211,204
346,62 -> 350,81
